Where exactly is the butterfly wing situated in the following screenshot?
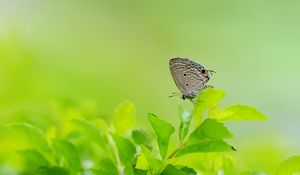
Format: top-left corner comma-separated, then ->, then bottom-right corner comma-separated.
169,57 -> 209,98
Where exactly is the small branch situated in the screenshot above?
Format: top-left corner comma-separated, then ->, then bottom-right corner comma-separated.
167,143 -> 185,159
107,133 -> 124,175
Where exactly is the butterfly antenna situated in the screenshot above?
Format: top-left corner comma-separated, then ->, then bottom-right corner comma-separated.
208,69 -> 216,76
169,92 -> 180,98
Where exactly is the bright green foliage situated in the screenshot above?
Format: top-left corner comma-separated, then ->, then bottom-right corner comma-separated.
9,123 -> 49,150
178,105 -> 192,143
160,165 -> 196,175
276,155 -> 300,175
161,165 -> 187,175
18,149 -> 50,168
188,118 -> 233,144
2,89 -> 272,175
222,156 -> 235,175
134,168 -> 148,175
72,118 -> 106,147
141,145 -> 162,174
111,133 -> 136,164
176,140 -> 234,157
113,101 -> 135,134
0,125 -> 9,139
111,133 -> 136,175
93,159 -> 118,175
35,167 -> 69,175
209,104 -> 268,122
178,166 -> 197,175
92,169 -> 116,175
148,113 -> 175,159
240,170 -> 268,175
175,118 -> 235,157
132,128 -> 152,150
53,139 -> 81,174
193,88 -> 225,125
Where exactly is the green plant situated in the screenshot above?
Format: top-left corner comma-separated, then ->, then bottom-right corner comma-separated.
275,156 -> 300,175
3,88 -> 277,175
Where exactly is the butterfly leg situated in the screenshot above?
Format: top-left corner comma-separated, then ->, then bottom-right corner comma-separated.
169,92 -> 182,98
181,95 -> 186,100
204,85 -> 214,89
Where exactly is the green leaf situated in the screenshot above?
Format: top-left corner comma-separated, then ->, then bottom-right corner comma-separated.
222,156 -> 235,175
161,165 -> 187,175
188,119 -> 233,145
111,133 -> 136,175
0,125 -> 9,139
72,119 -> 106,147
93,159 -> 118,175
240,170 -> 267,175
141,145 -> 161,174
176,140 -> 235,157
92,169 -> 116,175
178,106 -> 192,143
132,128 -> 152,150
193,88 -> 225,125
276,155 -> 300,175
209,104 -> 268,122
9,123 -> 49,150
111,133 -> 136,164
36,167 -> 69,175
18,149 -> 50,168
53,139 -> 81,173
134,168 -> 148,175
113,101 -> 135,134
176,166 -> 197,175
100,158 -> 118,174
148,113 -> 175,159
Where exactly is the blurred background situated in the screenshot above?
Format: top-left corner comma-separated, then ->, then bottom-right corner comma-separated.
1,0 -> 300,174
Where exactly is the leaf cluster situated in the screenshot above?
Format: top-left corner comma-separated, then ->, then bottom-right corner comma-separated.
2,89 -> 276,175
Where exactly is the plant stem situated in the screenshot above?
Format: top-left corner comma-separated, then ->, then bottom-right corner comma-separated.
107,133 -> 124,175
167,143 -> 185,159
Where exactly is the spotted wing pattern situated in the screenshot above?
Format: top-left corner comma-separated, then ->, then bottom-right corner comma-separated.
169,57 -> 210,98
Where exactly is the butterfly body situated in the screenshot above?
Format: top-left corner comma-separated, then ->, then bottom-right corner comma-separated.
169,57 -> 213,100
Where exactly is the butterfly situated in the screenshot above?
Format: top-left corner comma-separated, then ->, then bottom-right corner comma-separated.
169,57 -> 215,100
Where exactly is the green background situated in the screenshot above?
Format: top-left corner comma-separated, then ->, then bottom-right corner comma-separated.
1,0 -> 300,174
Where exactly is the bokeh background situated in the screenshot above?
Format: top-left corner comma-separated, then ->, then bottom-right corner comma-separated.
1,0 -> 300,174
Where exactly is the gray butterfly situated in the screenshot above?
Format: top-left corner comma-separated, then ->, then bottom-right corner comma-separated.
169,57 -> 214,100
